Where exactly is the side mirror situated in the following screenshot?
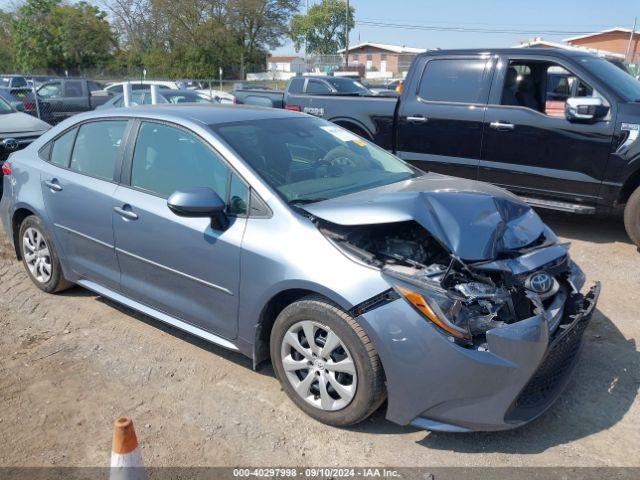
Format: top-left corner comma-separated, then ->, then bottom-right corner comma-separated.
565,97 -> 609,122
167,187 -> 228,230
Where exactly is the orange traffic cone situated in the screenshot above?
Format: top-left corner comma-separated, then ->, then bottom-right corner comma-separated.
110,418 -> 147,480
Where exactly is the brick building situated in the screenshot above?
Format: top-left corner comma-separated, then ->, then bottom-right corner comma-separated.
337,43 -> 427,74
564,28 -> 640,63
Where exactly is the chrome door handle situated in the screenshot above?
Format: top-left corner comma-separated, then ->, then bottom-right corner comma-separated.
489,121 -> 515,131
113,206 -> 138,221
44,179 -> 63,192
406,115 -> 428,123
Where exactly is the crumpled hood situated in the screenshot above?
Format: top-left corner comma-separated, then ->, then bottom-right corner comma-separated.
0,112 -> 51,134
303,173 -> 550,261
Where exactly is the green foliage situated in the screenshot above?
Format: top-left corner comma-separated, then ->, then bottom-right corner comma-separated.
290,0 -> 355,55
13,0 -> 116,74
0,9 -> 16,72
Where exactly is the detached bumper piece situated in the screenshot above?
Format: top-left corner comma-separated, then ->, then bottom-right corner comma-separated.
506,282 -> 601,423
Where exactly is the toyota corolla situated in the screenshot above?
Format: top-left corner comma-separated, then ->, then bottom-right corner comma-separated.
0,105 -> 599,432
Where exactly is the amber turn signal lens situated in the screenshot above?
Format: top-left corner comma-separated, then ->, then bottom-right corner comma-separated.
396,286 -> 470,340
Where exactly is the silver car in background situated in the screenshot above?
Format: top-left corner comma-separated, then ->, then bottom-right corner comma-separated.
0,105 -> 599,432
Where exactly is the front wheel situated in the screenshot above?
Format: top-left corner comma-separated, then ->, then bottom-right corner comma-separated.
624,186 -> 640,248
270,296 -> 385,427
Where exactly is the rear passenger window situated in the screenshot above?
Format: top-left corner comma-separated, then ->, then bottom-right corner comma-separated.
131,122 -> 230,200
306,80 -> 331,94
50,128 -> 77,167
65,81 -> 83,97
70,121 -> 127,180
418,59 -> 488,104
288,78 -> 304,94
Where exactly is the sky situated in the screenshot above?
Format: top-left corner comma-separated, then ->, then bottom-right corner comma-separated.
274,0 -> 640,55
1,0 -> 638,55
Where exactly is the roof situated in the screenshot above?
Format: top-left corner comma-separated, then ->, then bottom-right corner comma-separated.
514,40 -> 626,59
81,104 -> 301,125
338,42 -> 427,54
267,56 -> 304,63
564,27 -> 639,42
424,48 -> 594,58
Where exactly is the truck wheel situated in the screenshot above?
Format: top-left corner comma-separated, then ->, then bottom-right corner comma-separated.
270,295 -> 385,427
624,186 -> 640,248
18,215 -> 72,293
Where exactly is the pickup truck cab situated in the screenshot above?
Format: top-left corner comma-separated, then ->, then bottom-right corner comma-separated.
283,49 -> 640,246
37,79 -> 111,124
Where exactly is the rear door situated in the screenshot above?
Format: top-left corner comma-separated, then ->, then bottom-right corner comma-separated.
479,55 -> 615,203
395,55 -> 494,179
62,80 -> 90,116
112,120 -> 247,339
41,119 -> 131,290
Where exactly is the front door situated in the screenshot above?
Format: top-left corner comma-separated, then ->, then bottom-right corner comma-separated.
395,55 -> 494,179
41,120 -> 130,290
479,56 -> 615,203
112,121 -> 248,339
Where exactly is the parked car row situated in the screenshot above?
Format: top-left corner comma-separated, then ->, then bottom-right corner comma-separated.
233,48 -> 640,247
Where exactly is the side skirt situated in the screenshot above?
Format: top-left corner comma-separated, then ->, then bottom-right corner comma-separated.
76,279 -> 240,352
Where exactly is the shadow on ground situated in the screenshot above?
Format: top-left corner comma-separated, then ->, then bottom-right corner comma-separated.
538,210 -> 633,246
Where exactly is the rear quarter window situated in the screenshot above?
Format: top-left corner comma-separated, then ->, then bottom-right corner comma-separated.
50,128 -> 78,167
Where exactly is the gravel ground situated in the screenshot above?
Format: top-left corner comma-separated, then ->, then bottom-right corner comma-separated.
0,211 -> 638,467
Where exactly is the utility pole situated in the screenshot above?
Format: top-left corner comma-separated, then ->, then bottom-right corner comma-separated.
304,0 -> 309,63
344,0 -> 350,68
625,17 -> 637,62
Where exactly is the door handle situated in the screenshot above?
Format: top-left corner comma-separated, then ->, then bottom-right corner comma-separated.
44,179 -> 63,192
406,115 -> 428,123
489,121 -> 515,131
113,205 -> 138,221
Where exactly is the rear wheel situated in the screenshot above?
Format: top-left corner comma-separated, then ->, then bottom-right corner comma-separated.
19,215 -> 72,293
624,186 -> 640,248
270,295 -> 385,427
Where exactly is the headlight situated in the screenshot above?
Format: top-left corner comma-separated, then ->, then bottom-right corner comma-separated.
393,284 -> 471,340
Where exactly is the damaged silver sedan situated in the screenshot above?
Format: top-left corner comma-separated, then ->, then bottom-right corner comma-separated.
2,106 -> 599,432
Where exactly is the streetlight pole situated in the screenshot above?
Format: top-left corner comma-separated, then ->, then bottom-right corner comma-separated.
344,0 -> 350,68
625,17 -> 637,62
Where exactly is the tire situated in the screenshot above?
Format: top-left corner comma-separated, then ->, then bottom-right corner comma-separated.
270,295 -> 385,427
624,186 -> 640,248
18,215 -> 72,293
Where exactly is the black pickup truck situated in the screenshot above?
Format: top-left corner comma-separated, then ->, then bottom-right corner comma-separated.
271,49 -> 640,246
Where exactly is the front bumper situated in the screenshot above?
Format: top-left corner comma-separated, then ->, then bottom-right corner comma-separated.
358,283 -> 600,432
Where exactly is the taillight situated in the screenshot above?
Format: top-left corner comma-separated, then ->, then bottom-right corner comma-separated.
1,163 -> 11,175
285,105 -> 301,112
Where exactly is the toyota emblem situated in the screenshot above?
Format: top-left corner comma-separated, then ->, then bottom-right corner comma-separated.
526,271 -> 553,294
2,138 -> 19,151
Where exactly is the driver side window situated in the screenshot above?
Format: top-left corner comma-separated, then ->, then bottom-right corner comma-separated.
39,83 -> 62,99
500,60 -> 599,118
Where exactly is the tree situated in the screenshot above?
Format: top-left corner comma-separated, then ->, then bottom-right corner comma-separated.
228,0 -> 300,78
289,0 -> 354,55
0,9 -> 16,72
13,0 -> 116,74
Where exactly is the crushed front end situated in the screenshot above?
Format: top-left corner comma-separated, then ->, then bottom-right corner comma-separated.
317,218 -> 600,431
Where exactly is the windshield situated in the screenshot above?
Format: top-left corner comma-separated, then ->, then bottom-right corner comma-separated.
212,117 -> 419,204
577,56 -> 640,101
325,77 -> 369,94
0,96 -> 14,114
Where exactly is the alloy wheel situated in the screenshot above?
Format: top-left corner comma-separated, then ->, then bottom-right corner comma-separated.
22,227 -> 52,284
280,320 -> 357,411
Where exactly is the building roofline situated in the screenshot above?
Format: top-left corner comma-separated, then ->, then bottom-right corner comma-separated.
564,27 -> 639,42
338,42 -> 428,54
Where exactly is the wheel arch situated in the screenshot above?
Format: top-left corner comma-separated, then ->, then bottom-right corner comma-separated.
618,167 -> 640,204
330,118 -> 374,141
11,207 -> 37,260
253,288 -> 343,369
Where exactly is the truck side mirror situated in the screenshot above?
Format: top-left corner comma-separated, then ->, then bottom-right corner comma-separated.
565,97 -> 609,122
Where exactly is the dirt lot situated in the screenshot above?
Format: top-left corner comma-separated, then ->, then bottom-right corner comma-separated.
0,211 -> 638,467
